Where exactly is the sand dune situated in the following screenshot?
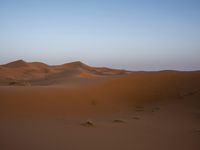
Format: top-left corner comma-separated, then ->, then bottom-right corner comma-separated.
0,60 -> 130,86
0,60 -> 200,150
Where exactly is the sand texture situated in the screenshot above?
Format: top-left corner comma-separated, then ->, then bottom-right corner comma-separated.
0,60 -> 200,150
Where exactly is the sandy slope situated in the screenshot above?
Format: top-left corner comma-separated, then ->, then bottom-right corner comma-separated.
0,60 -> 129,86
0,60 -> 200,150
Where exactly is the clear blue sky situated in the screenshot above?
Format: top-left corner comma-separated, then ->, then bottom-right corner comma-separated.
0,0 -> 200,70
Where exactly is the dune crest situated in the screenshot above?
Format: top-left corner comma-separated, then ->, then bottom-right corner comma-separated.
3,59 -> 28,68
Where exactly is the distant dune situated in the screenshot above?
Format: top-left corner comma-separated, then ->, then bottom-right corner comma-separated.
0,60 -> 200,150
0,60 -> 130,86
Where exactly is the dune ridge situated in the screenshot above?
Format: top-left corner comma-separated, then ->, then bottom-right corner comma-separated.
0,60 -> 130,86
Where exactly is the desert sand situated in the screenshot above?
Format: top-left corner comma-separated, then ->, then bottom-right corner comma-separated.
0,60 -> 200,150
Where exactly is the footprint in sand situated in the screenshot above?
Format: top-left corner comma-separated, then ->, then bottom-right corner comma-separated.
113,119 -> 126,123
81,120 -> 95,127
152,106 -> 160,112
132,115 -> 141,120
135,106 -> 144,112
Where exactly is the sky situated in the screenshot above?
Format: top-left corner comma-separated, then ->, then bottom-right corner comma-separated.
0,0 -> 200,70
